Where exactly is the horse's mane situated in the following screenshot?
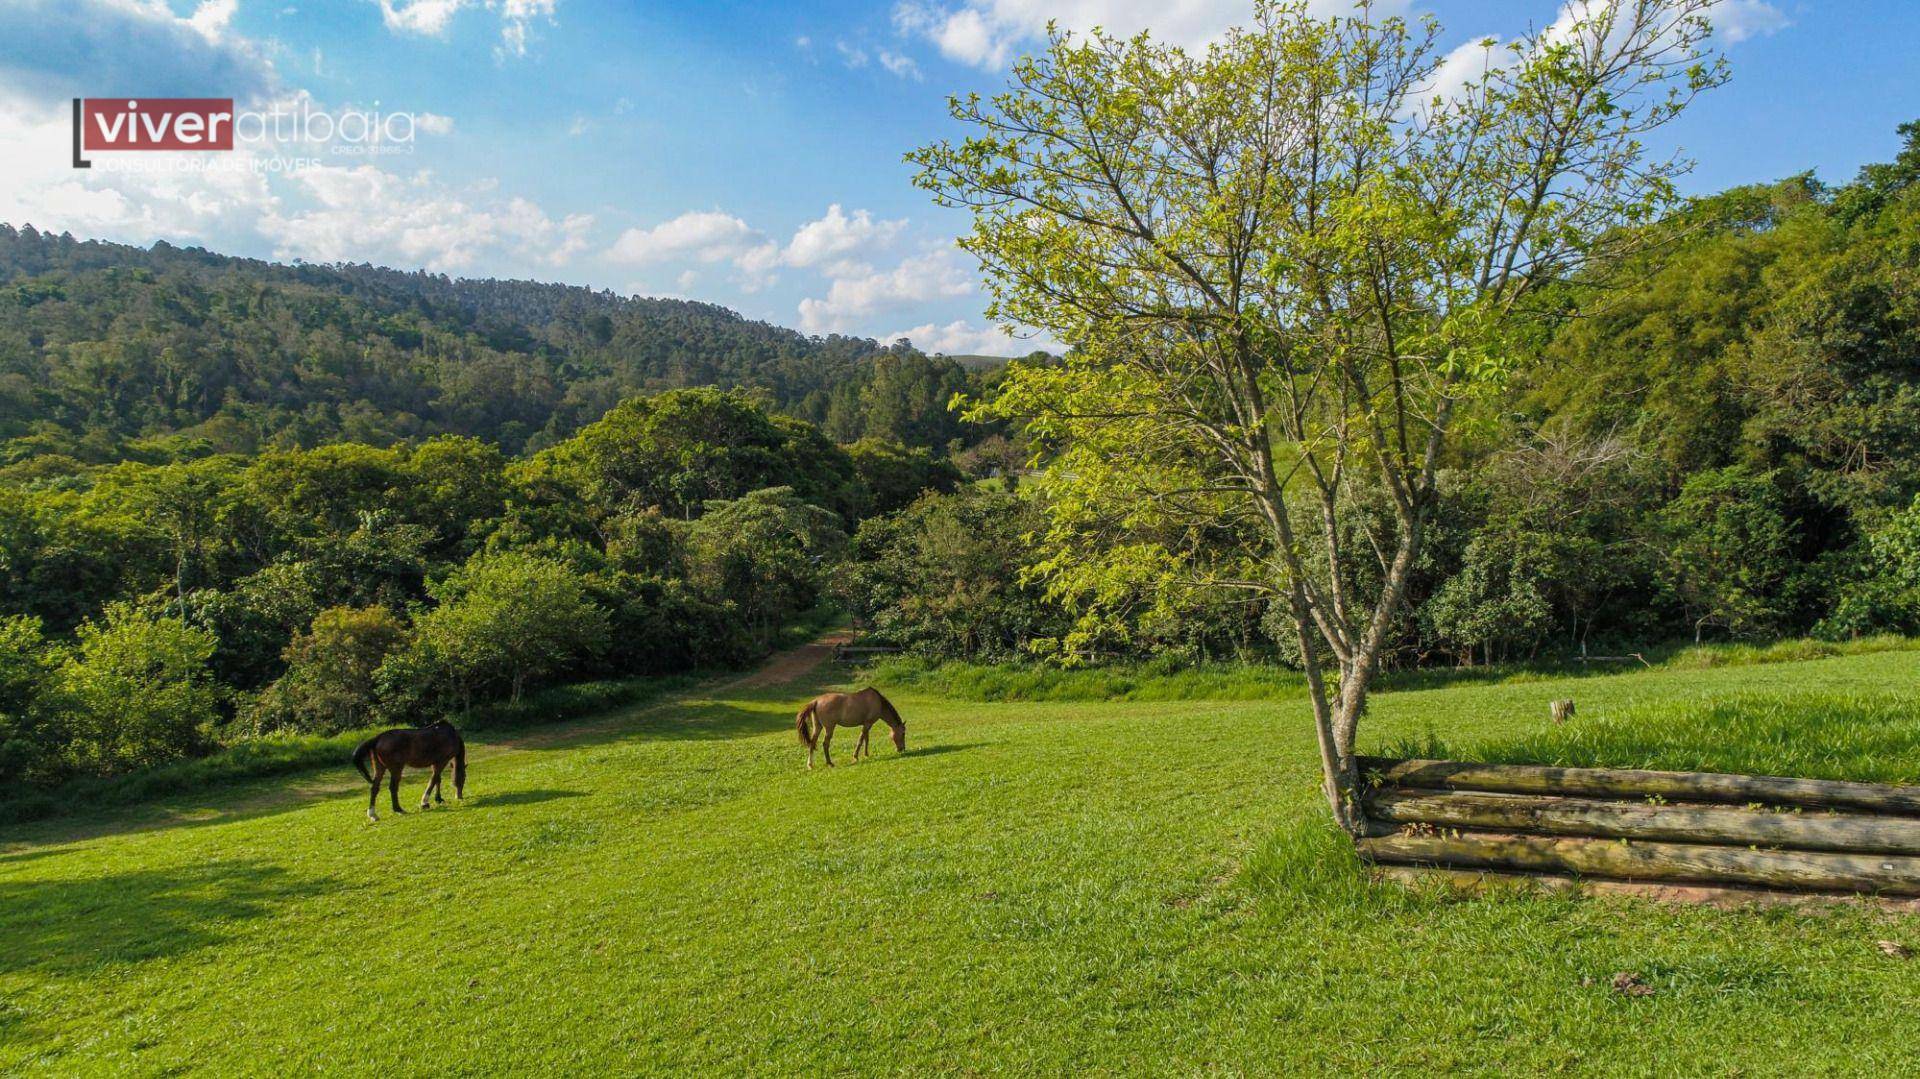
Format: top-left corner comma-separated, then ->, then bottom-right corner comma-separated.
868,687 -> 903,726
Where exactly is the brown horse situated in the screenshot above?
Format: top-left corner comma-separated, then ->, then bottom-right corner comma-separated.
795,687 -> 905,769
352,719 -> 466,821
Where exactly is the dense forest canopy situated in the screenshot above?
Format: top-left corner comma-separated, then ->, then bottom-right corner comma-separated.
0,226 -> 1019,468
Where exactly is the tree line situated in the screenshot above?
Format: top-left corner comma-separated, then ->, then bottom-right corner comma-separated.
0,387 -> 962,788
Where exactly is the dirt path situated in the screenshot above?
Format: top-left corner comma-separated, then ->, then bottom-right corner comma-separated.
722,629 -> 853,691
0,630 -> 852,852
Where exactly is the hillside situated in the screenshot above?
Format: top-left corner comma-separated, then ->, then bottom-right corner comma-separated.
0,226 -> 990,462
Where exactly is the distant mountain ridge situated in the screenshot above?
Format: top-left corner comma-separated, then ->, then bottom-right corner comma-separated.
0,225 -> 1000,464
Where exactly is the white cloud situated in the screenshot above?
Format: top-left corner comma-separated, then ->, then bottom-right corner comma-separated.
374,0 -> 557,56
1713,0 -> 1788,43
0,0 -> 586,282
878,49 -> 923,81
783,204 -> 907,269
189,0 -> 239,41
798,248 -> 974,334
836,40 -> 870,67
886,319 -> 1015,355
609,203 -> 908,295
262,166 -> 592,270
607,211 -> 766,265
0,102 -> 280,244
0,0 -> 276,106
377,0 -> 464,35
892,0 -> 1409,70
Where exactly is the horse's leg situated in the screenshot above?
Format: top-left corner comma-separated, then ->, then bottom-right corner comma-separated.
367,759 -> 385,822
820,722 -> 835,767
389,765 -> 406,814
422,762 -> 444,810
856,724 -> 870,761
432,759 -> 447,804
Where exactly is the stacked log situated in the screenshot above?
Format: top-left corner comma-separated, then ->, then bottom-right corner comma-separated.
1354,757 -> 1920,897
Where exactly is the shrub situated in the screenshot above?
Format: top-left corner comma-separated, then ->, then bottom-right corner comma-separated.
0,615 -> 61,785
58,604 -> 221,776
398,550 -> 609,705
245,605 -> 410,735
841,490 -> 1066,660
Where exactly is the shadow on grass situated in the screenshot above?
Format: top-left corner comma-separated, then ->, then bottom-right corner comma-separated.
510,697 -> 821,753
0,846 -> 72,866
0,859 -> 335,977
900,743 -> 981,759
471,789 -> 585,808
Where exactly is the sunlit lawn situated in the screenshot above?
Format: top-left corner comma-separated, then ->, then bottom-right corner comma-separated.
5,650 -> 1920,1073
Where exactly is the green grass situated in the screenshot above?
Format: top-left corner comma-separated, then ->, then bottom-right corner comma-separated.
6,647 -> 1920,1073
868,632 -> 1920,703
1409,689 -> 1920,784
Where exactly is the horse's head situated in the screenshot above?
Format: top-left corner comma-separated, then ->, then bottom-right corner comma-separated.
889,719 -> 906,753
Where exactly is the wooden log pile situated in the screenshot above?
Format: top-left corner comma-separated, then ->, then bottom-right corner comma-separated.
1354,756 -> 1920,897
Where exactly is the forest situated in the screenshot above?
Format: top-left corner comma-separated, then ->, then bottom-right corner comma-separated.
2,118 -> 1919,795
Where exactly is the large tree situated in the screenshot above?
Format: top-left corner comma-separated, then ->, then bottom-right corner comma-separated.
913,0 -> 1725,832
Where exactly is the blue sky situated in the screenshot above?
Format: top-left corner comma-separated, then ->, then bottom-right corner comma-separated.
1,0 -> 1916,355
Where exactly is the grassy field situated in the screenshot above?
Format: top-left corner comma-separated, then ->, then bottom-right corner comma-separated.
5,645 -> 1920,1073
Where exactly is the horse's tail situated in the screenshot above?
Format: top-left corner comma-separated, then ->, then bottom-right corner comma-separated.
452,735 -> 467,798
351,735 -> 378,785
796,701 -> 817,748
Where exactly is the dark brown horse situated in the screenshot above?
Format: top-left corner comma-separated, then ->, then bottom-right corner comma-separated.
352,720 -> 465,821
795,687 -> 904,769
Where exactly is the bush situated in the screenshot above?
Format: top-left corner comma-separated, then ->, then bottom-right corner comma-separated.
0,615 -> 61,785
842,490 -> 1066,660
244,605 -> 410,735
396,550 -> 609,706
591,573 -> 756,675
58,604 -> 221,776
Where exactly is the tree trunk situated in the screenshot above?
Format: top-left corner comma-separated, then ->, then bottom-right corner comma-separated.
1288,583 -> 1361,834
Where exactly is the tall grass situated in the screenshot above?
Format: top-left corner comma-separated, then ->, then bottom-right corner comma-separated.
1387,690 -> 1920,784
